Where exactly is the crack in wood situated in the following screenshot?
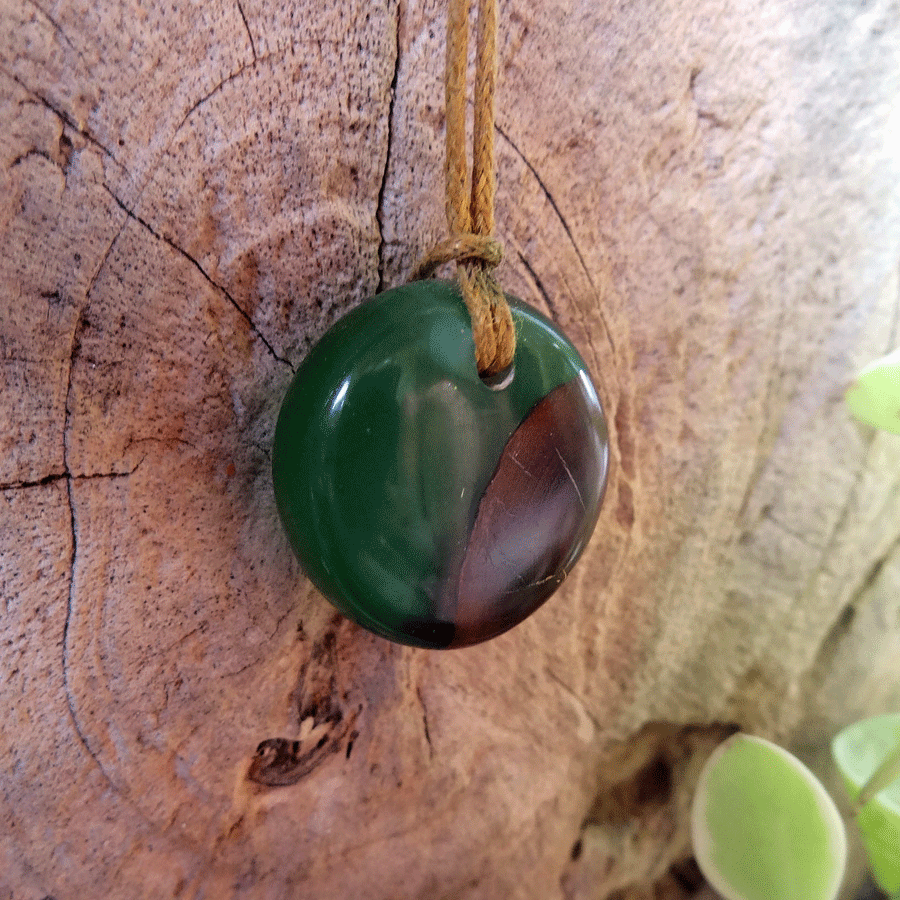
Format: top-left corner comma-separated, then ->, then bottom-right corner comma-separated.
376,0 -> 401,295
735,287 -> 790,530
247,728 -> 348,787
545,668 -> 601,732
248,619 -> 364,787
235,0 -> 257,60
82,212 -> 130,304
173,39 -> 339,138
174,62 -> 255,135
416,685 -> 433,758
61,475 -> 113,782
122,435 -> 196,453
760,505 -> 822,549
847,530 -> 900,610
0,64 -> 121,167
803,528 -> 900,687
495,122 -> 617,366
794,426 -> 883,619
689,66 -> 732,130
293,627 -> 344,727
0,465 -> 142,492
22,0 -> 86,64
0,472 -> 66,491
515,249 -> 559,321
104,186 -> 294,370
58,310 -> 118,791
9,148 -> 57,170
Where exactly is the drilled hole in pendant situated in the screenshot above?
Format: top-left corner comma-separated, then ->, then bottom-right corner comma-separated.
481,363 -> 514,391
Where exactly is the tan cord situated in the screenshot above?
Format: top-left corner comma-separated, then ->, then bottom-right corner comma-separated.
412,0 -> 515,377
469,0 -> 497,237
445,0 -> 471,237
409,233 -> 502,280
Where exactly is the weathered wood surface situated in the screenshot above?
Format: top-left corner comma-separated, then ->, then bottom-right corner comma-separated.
1,0 -> 899,897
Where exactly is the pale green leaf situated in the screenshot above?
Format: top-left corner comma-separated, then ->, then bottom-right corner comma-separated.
692,734 -> 846,900
832,714 -> 900,895
846,347 -> 900,434
858,739 -> 900,810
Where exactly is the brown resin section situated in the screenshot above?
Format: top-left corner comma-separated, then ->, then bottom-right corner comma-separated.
453,376 -> 607,646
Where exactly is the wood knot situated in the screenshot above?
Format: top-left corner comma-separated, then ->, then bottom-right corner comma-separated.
247,616 -> 364,788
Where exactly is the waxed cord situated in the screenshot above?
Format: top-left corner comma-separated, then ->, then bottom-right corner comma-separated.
410,0 -> 515,377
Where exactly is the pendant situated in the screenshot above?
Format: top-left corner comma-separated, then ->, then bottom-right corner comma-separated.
272,279 -> 609,648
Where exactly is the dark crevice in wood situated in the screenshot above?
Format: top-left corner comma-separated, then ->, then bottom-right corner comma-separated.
104,187 -> 294,370
294,627 -> 344,727
0,472 -> 67,491
235,0 -> 258,60
669,857 -> 706,894
809,532 -> 900,681
175,38 -> 357,139
587,751 -> 673,827
0,464 -> 141,492
123,435 -> 197,453
761,505 -> 822,548
41,289 -> 64,305
376,0 -> 401,295
9,148 -> 57,170
689,68 -> 730,129
248,719 -> 357,788
249,619 -> 362,788
849,534 -> 900,608
417,686 -> 433,757
22,0 -> 86,63
61,475 -> 104,775
515,248 -> 559,322
57,131 -> 75,172
794,424 -> 882,612
59,312 -> 119,793
697,108 -> 730,129
174,62 -> 254,135
0,65 -> 120,166
264,605 -> 293,643
494,121 -> 617,365
581,722 -> 739,829
566,724 -> 736,900
545,668 -> 601,731
83,215 -> 130,303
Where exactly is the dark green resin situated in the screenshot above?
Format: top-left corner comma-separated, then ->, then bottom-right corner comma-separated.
272,279 -> 607,648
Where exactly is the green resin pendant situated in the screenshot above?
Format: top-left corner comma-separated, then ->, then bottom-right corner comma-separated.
272,279 -> 608,648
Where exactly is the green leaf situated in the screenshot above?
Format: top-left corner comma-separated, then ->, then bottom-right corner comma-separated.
857,738 -> 900,810
832,714 -> 900,895
846,347 -> 900,434
692,734 -> 846,900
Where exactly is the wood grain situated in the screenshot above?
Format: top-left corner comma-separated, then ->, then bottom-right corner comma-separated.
2,0 -> 899,897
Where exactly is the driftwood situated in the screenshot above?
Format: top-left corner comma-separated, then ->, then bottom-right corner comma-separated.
1,0 -> 899,897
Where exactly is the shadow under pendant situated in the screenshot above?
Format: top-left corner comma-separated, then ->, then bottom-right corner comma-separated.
272,279 -> 609,649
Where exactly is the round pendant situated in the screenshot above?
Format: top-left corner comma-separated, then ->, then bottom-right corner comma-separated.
272,279 -> 609,648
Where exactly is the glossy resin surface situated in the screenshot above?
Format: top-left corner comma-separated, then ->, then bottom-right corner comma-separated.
272,279 -> 609,648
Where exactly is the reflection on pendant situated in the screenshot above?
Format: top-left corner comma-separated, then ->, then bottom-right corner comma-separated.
272,279 -> 609,649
